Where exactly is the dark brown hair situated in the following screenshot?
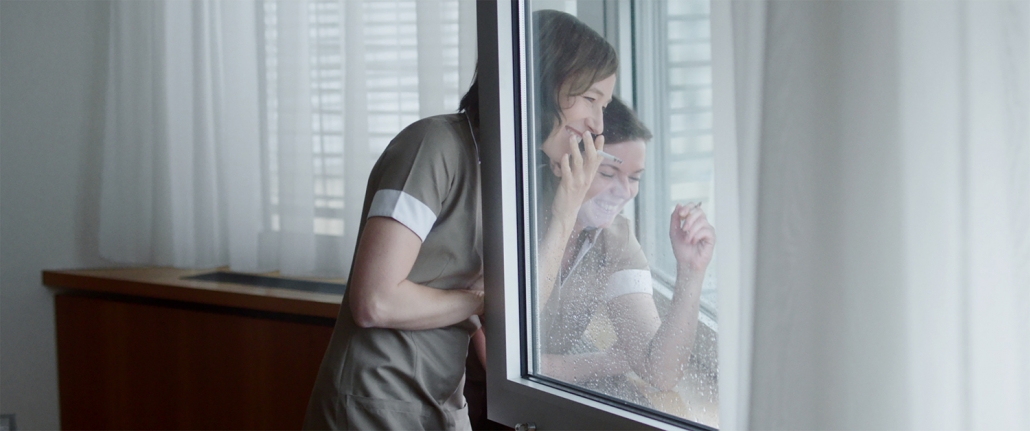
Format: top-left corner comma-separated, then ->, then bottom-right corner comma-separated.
601,96 -> 652,144
458,67 -> 479,127
532,10 -> 619,143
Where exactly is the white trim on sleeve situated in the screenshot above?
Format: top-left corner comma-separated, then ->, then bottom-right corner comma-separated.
368,189 -> 437,242
605,269 -> 653,301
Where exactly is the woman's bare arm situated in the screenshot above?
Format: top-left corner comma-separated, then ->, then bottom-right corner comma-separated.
349,216 -> 484,330
607,204 -> 715,390
541,351 -> 631,383
606,281 -> 700,391
537,133 -> 604,304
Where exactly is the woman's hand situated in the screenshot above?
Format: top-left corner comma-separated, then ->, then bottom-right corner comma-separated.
551,132 -> 605,227
349,217 -> 485,330
466,272 -> 485,317
537,132 -> 604,308
669,203 -> 716,275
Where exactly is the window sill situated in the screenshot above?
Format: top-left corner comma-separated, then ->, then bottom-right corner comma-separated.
42,267 -> 345,318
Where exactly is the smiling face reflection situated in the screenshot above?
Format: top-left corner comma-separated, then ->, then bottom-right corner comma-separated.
576,139 -> 646,230
541,74 -> 617,167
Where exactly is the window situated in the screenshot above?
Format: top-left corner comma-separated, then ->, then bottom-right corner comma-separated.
259,0 -> 466,237
482,1 -> 720,429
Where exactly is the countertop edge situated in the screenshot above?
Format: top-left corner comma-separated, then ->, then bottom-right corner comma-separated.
42,268 -> 343,319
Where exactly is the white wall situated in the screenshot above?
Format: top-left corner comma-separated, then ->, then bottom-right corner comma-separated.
0,1 -> 111,428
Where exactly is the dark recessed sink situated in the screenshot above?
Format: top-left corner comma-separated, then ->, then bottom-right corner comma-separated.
182,271 -> 346,295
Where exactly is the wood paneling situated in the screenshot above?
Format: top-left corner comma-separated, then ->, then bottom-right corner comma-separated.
43,267 -> 343,318
55,293 -> 335,430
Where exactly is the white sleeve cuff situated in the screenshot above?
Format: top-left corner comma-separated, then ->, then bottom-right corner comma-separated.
368,189 -> 437,242
605,269 -> 653,301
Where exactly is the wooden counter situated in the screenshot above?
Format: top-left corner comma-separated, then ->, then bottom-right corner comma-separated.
43,267 -> 345,318
44,267 -> 345,430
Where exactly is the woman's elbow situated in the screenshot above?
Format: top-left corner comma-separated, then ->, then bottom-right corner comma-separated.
640,364 -> 682,392
351,302 -> 381,328
649,375 -> 678,392
350,288 -> 389,328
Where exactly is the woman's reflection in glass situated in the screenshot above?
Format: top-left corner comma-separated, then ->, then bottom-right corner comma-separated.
528,8 -> 619,329
539,97 -> 716,409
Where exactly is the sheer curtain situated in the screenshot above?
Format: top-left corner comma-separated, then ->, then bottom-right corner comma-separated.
714,1 -> 1030,429
100,0 -> 476,278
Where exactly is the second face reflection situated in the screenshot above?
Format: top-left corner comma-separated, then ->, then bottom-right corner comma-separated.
576,139 -> 645,230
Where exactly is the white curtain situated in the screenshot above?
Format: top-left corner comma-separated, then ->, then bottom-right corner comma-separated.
100,0 -> 476,278
715,1 -> 1030,429
716,0 -> 1030,428
712,1 -> 765,429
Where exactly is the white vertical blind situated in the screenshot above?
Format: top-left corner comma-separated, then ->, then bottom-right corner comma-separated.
341,0 -> 370,272
100,0 -> 477,278
417,0 -> 446,117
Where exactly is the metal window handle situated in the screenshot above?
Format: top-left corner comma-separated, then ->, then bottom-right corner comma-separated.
515,423 -> 537,431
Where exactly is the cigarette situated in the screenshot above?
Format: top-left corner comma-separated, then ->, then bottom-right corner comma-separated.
598,150 -> 623,164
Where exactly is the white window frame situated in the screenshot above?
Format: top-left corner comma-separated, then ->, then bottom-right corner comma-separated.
479,1 -> 721,429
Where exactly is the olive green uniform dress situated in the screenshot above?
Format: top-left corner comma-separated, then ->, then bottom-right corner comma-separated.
304,114 -> 481,430
539,214 -> 654,406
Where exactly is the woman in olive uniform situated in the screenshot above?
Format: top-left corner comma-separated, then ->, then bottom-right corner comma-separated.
539,98 -> 716,404
303,9 -> 618,431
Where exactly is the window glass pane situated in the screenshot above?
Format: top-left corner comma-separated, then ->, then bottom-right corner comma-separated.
522,1 -> 718,427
